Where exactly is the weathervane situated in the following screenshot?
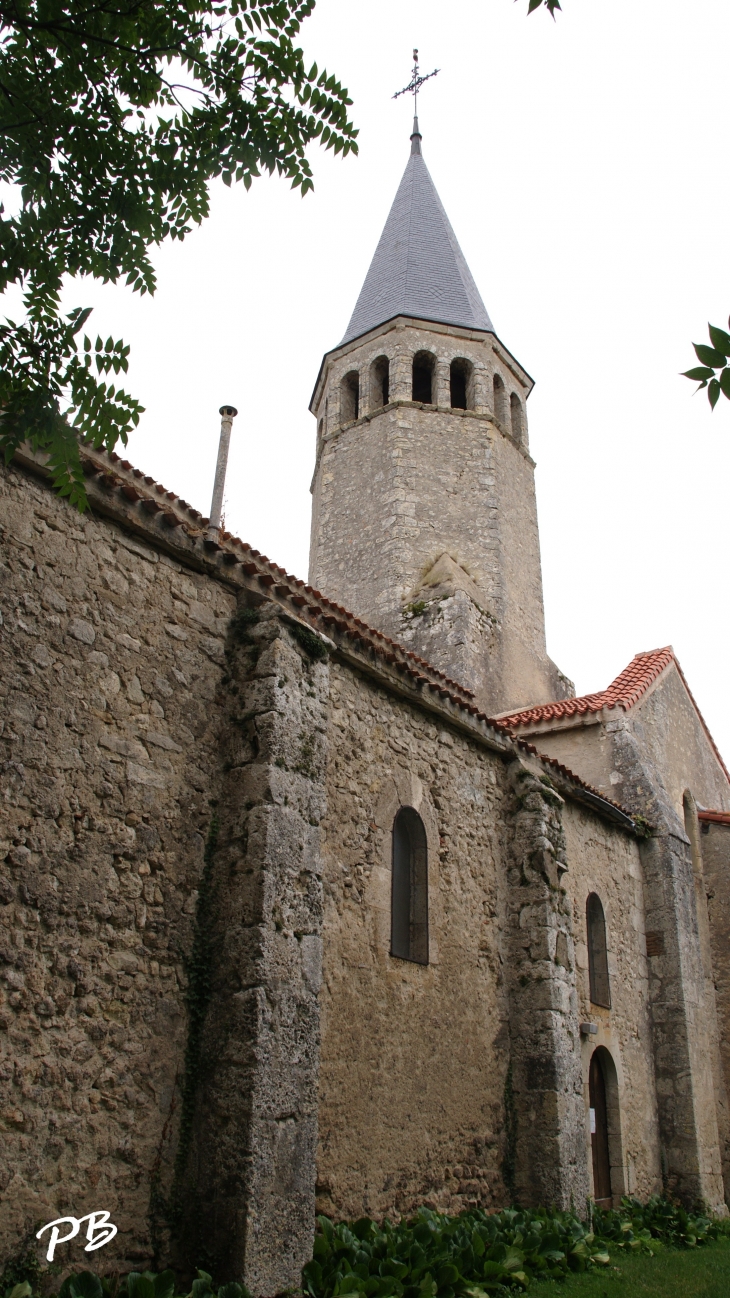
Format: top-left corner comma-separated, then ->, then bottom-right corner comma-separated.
393,48 -> 439,116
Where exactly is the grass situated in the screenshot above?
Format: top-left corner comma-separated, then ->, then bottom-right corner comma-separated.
529,1235 -> 730,1297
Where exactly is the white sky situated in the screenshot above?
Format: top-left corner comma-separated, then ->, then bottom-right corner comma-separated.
50,0 -> 730,762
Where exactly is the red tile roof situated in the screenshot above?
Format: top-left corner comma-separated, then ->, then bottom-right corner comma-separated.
500,646 -> 730,786
698,810 -> 730,826
500,648 -> 675,729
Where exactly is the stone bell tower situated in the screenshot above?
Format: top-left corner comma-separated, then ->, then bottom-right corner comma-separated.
308,118 -> 572,716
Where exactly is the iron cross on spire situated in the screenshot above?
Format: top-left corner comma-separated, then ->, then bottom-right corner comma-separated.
393,49 -> 439,154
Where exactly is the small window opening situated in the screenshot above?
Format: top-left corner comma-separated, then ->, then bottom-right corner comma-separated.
412,352 -> 435,404
450,358 -> 473,410
341,371 -> 359,422
370,356 -> 390,410
587,893 -> 611,1008
391,806 -> 428,965
317,418 -> 323,441
510,392 -> 523,443
493,372 -> 506,425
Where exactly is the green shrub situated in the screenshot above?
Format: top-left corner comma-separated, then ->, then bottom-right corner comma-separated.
302,1197 -> 730,1297
302,1206 -> 611,1297
592,1194 -> 730,1250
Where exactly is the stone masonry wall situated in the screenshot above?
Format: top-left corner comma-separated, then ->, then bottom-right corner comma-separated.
316,659 -> 658,1220
505,762 -> 588,1211
701,820 -> 730,1195
564,804 -> 661,1202
316,659 -> 513,1221
0,462 -> 233,1267
308,319 -> 569,717
0,461 -> 329,1294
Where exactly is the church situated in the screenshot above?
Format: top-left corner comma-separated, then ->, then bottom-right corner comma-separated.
1,116 -> 730,1297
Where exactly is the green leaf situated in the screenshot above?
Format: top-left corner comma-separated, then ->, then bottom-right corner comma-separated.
682,367 -> 714,382
708,324 -> 730,355
153,1273 -> 176,1298
694,343 -> 726,368
70,1275 -> 104,1298
720,368 -> 730,399
8,1285 -> 32,1298
709,378 -> 721,408
126,1276 -> 155,1298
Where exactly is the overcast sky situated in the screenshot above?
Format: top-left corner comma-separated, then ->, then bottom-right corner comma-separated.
51,0 -> 730,764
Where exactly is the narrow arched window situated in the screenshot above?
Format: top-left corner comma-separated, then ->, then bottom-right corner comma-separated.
370,355 -> 390,410
341,371 -> 359,422
412,352 -> 435,404
587,893 -> 611,1008
493,372 -> 506,425
391,806 -> 428,965
510,392 -> 523,443
450,358 -> 473,410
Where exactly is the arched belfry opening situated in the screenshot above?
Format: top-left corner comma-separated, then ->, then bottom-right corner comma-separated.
412,352 -> 435,404
341,371 -> 359,423
493,372 -> 506,425
587,892 -> 611,1008
370,356 -> 390,410
510,392 -> 523,443
391,806 -> 428,964
450,358 -> 473,410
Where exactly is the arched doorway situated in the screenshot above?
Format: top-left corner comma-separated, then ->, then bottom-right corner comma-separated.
589,1050 -> 612,1205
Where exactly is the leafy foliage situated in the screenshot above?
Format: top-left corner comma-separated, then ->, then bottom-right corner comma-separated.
302,1198 -> 730,1297
54,1270 -> 250,1298
0,0 -> 356,502
3,1201 -> 728,1298
526,0 -> 562,15
682,320 -> 730,409
593,1195 -> 730,1250
302,1207 -> 612,1297
292,622 -> 329,661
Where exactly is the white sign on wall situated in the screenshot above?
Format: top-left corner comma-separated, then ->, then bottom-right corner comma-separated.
36,1212 -> 118,1262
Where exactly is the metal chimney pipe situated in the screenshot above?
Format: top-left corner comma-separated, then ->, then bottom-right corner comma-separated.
208,405 -> 237,540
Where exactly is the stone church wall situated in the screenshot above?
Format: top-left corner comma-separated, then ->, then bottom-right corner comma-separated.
702,819 -> 730,1193
0,461 -> 232,1263
316,658 -> 512,1221
315,659 -> 655,1220
0,460 -> 329,1293
563,806 -> 661,1201
0,450 -> 671,1285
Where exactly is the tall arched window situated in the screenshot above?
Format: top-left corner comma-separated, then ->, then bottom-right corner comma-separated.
493,372 -> 506,425
587,893 -> 611,1008
370,355 -> 390,410
412,352 -> 435,404
391,806 -> 428,964
341,371 -> 359,422
510,392 -> 523,443
450,358 -> 473,410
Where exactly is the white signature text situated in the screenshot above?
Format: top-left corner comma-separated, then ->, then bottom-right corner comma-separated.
36,1211 -> 118,1262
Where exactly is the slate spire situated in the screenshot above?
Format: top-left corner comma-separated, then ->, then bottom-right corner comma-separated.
341,128 -> 494,346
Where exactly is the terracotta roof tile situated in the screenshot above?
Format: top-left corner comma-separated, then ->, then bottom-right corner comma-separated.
499,648 -> 675,729
698,810 -> 730,826
500,647 -> 730,786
